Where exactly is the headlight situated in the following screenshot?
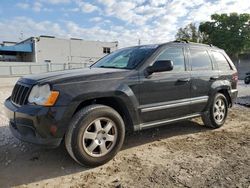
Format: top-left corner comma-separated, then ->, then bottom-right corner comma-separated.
28,84 -> 59,106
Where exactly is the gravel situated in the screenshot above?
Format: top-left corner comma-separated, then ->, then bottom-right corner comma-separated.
0,80 -> 249,187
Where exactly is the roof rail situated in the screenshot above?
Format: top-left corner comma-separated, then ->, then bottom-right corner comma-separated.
209,44 -> 220,48
173,39 -> 189,43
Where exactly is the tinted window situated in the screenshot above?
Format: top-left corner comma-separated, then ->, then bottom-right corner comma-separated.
190,49 -> 212,71
212,51 -> 232,71
92,45 -> 158,69
156,47 -> 185,71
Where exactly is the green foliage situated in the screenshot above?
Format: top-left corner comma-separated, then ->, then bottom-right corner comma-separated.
199,13 -> 250,59
175,23 -> 203,42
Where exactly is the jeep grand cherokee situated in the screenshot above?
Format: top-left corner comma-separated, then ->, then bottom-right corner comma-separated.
4,41 -> 238,166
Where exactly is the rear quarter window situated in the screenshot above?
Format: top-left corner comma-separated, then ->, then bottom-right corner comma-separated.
189,48 -> 213,71
211,51 -> 232,71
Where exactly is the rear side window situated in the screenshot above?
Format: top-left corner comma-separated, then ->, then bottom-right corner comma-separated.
156,47 -> 185,71
211,51 -> 232,71
190,48 -> 212,71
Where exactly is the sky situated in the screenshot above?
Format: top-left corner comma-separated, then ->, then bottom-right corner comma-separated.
0,0 -> 249,47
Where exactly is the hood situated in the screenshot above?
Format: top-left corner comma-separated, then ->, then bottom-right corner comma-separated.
19,67 -> 130,85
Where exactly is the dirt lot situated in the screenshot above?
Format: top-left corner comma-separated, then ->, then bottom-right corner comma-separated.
0,80 -> 249,188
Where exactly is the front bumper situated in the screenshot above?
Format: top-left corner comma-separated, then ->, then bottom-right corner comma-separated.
9,121 -> 62,147
4,97 -> 70,147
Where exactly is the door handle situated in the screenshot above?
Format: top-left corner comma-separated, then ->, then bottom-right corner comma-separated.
177,78 -> 190,82
210,76 -> 219,81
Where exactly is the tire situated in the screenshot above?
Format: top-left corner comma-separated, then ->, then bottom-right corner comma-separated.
65,104 -> 125,167
244,77 -> 250,84
202,93 -> 228,129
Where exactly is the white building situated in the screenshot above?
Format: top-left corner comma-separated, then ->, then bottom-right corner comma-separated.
0,36 -> 118,64
0,36 -> 118,76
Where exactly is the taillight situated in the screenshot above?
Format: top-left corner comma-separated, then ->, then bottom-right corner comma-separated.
232,72 -> 238,82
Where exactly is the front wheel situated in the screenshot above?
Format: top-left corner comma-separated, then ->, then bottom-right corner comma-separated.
65,104 -> 125,167
202,93 -> 228,129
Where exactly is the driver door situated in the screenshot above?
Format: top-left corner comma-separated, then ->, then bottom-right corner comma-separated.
139,46 -> 191,124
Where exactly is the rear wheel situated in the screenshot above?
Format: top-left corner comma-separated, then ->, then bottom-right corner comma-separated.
65,104 -> 125,167
202,93 -> 228,128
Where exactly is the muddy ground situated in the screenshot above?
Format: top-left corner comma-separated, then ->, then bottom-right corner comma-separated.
0,81 -> 249,188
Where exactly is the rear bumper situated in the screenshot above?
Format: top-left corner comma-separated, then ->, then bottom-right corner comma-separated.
229,89 -> 238,106
4,97 -> 70,147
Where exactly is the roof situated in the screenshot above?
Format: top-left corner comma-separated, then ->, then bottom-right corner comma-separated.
3,41 -> 17,44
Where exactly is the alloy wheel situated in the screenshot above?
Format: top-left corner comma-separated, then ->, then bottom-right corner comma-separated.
213,98 -> 226,123
82,118 -> 118,157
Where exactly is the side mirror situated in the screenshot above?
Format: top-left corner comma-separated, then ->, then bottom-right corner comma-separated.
146,60 -> 173,74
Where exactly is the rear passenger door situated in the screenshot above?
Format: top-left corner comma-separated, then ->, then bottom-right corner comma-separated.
188,47 -> 219,114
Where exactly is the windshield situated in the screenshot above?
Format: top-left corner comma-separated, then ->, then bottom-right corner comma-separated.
91,45 -> 158,69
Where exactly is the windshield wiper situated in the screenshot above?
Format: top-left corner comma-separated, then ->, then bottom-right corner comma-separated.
99,65 -> 128,69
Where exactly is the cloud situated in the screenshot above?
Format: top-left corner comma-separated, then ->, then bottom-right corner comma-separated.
149,0 -> 167,7
16,1 -> 46,12
0,16 -> 176,48
98,1 -> 148,25
4,0 -> 250,47
76,1 -> 99,13
90,17 -> 103,22
16,2 -> 30,9
16,0 -> 72,12
186,0 -> 250,23
33,2 -> 43,12
40,0 -> 71,4
0,17 -> 67,41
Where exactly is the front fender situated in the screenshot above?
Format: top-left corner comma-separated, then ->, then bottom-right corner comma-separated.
60,83 -> 141,130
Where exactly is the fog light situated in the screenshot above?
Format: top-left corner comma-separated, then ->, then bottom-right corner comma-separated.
50,125 -> 57,136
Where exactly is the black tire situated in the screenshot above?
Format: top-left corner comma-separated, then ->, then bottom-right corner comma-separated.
244,77 -> 250,84
202,93 -> 228,129
65,104 -> 125,167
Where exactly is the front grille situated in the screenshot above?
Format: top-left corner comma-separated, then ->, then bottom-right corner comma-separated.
11,83 -> 31,105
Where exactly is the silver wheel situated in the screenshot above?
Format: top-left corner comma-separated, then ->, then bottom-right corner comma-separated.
213,98 -> 226,123
82,117 -> 118,157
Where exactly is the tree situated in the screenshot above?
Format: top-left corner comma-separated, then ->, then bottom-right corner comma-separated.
199,13 -> 250,61
175,23 -> 204,42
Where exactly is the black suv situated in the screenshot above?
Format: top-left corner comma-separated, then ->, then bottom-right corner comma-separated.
4,41 -> 238,166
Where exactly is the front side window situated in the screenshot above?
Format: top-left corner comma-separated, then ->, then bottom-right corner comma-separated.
156,47 -> 185,71
92,45 -> 158,69
211,51 -> 232,71
190,48 -> 212,71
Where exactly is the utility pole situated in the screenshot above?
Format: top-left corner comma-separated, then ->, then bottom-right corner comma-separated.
19,31 -> 24,41
138,39 -> 141,46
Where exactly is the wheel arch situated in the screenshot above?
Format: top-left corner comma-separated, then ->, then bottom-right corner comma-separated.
217,89 -> 232,107
210,80 -> 233,107
72,96 -> 138,132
